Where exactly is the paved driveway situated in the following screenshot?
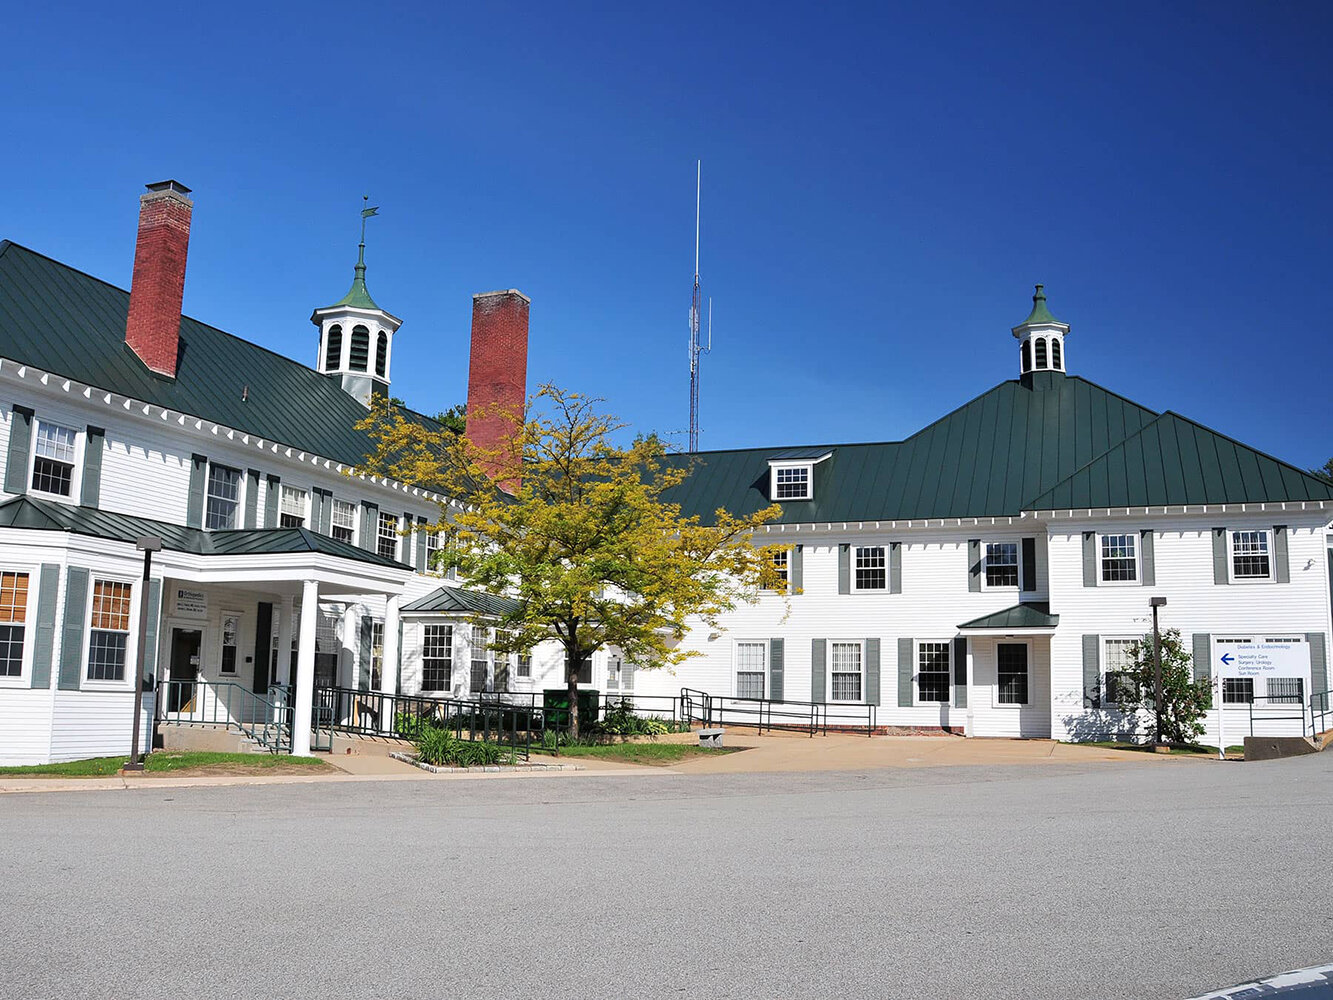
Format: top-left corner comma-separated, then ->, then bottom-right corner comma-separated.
1,752 -> 1328,1000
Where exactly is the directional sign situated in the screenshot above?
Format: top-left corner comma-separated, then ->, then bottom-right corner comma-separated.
1213,639 -> 1309,680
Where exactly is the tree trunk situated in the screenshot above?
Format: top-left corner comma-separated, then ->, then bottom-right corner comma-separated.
567,668 -> 579,738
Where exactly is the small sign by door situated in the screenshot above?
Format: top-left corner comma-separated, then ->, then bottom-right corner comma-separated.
174,588 -> 208,618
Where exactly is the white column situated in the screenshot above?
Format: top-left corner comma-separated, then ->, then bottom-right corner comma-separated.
964,639 -> 975,738
275,595 -> 294,690
380,595 -> 401,733
291,579 -> 319,756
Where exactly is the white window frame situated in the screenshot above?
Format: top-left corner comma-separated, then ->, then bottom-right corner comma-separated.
733,640 -> 767,699
1098,532 -> 1139,585
981,540 -> 1021,590
994,639 -> 1031,707
330,498 -> 357,545
828,639 -> 864,704
84,574 -> 137,689
0,565 -> 37,687
764,548 -> 789,592
377,512 -> 399,561
469,625 -> 493,694
205,462 -> 243,531
770,464 -> 813,501
421,623 -> 453,693
28,419 -> 82,502
1102,636 -> 1140,706
1229,529 -> 1273,584
914,640 -> 952,706
278,485 -> 309,529
218,611 -> 242,676
851,545 -> 888,593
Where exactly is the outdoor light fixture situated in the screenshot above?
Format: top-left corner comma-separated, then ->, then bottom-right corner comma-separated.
125,535 -> 163,772
1149,596 -> 1168,749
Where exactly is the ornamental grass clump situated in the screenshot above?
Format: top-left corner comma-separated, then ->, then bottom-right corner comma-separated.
414,727 -> 509,768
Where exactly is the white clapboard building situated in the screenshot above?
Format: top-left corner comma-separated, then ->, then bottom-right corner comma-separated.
1,182 -> 1330,763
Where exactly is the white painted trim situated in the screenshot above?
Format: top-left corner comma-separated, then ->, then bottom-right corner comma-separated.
849,544 -> 889,594
827,638 -> 865,704
912,638 -> 952,706
1097,530 -> 1141,586
732,638 -> 768,699
0,561 -> 41,688
994,638 -> 1033,708
980,538 -> 1021,591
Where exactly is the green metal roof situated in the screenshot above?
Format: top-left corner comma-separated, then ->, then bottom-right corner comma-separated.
957,602 -> 1059,631
0,241 -> 442,468
401,585 -> 520,616
1025,411 -> 1333,510
1013,283 -> 1064,329
325,243 -> 380,311
0,495 -> 410,568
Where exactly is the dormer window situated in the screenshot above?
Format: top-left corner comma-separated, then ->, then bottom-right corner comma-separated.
773,465 -> 811,500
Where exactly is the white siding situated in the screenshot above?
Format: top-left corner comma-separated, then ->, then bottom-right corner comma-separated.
48,690 -> 153,762
0,688 -> 54,766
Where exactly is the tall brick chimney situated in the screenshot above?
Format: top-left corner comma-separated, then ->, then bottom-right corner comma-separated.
125,180 -> 193,378
465,289 -> 529,490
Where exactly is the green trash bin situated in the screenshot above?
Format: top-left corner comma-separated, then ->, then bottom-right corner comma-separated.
543,689 -> 600,733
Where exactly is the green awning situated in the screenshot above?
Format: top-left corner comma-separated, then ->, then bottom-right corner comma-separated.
401,585 -> 520,617
957,602 -> 1059,632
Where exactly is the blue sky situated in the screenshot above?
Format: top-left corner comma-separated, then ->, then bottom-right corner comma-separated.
3,1 -> 1330,469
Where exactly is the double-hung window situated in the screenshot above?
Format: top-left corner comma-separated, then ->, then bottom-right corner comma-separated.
330,499 -> 357,544
770,549 -> 788,588
377,512 -> 398,560
0,571 -> 30,677
219,614 -> 240,675
279,486 -> 308,528
1222,677 -> 1254,705
87,580 -> 132,682
205,464 -> 242,530
735,641 -> 766,699
996,643 -> 1029,705
854,546 -> 886,591
1103,638 -> 1139,704
829,641 -> 863,702
424,528 -> 441,573
1230,530 -> 1271,581
1100,533 -> 1138,583
370,621 -> 384,690
984,542 -> 1019,588
421,624 -> 452,692
31,421 -> 78,497
773,465 -> 811,500
470,627 -> 491,693
916,641 -> 951,703
516,651 -> 532,679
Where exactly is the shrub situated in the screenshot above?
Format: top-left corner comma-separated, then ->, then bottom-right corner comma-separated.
414,727 -> 508,768
589,701 -> 672,738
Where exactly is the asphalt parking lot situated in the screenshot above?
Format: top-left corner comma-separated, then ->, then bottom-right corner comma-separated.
2,752 -> 1329,1000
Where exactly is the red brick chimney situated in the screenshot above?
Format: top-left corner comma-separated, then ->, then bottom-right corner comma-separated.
125,180 -> 193,378
465,289 -> 529,490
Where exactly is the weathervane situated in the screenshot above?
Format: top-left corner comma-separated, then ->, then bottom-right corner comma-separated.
360,195 -> 379,245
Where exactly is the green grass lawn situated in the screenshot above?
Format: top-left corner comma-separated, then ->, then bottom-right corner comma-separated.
534,743 -> 741,766
0,751 -> 332,777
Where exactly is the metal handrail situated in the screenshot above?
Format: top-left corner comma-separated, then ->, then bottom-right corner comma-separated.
1245,692 -> 1310,739
1308,689 -> 1331,739
156,679 -> 292,754
677,688 -> 876,737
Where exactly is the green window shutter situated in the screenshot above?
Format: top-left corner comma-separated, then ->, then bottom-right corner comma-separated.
403,511 -> 414,565
810,639 -> 826,702
1273,525 -> 1289,584
968,540 -> 981,592
837,544 -> 850,595
5,405 -> 33,494
243,470 -> 261,528
1082,634 -> 1100,709
57,566 -> 89,691
790,544 -> 803,595
416,516 -> 428,571
142,578 -> 161,683
889,542 -> 902,594
769,638 -> 784,701
320,490 -> 336,534
1082,532 -> 1098,587
186,454 -> 207,528
897,637 -> 913,707
1021,537 -> 1037,593
31,563 -> 59,689
1191,633 -> 1211,684
361,502 -> 379,552
1212,529 -> 1229,585
952,636 -> 967,708
359,617 -> 373,691
1140,529 -> 1156,586
252,601 -> 272,694
1307,633 -> 1327,700
865,638 -> 880,706
264,474 -> 281,528
80,426 -> 105,506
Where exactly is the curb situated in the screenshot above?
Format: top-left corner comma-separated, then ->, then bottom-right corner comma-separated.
388,752 -> 584,774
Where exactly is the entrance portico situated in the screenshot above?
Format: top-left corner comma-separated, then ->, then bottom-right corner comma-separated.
957,602 -> 1059,738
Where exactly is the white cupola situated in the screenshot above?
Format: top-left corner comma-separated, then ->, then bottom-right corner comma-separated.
311,203 -> 402,406
1011,284 -> 1069,382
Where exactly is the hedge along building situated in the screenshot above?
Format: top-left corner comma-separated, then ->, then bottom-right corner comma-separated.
0,182 -> 533,765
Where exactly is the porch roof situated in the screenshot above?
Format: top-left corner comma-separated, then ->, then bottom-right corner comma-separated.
0,495 -> 410,569
957,601 -> 1059,632
401,585 -> 520,617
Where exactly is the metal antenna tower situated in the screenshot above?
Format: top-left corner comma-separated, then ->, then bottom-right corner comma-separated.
688,160 -> 711,452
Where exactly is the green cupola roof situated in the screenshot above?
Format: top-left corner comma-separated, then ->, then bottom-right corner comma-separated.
327,240 -> 380,311
1014,283 -> 1065,329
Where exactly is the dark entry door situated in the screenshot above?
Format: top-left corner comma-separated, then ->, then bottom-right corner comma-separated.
168,628 -> 203,712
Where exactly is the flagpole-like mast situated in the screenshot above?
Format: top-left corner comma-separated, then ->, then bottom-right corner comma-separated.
688,161 -> 710,453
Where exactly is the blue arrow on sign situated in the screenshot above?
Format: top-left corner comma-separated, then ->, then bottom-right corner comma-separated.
1220,653 -> 1234,666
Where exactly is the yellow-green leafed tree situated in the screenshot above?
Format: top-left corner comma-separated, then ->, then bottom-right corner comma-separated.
358,385 -> 786,734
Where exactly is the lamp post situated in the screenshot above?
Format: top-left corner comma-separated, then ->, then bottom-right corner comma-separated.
1150,596 -> 1168,748
125,535 -> 162,772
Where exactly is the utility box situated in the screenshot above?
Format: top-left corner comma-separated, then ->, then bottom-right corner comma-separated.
698,727 -> 725,748
542,689 -> 600,733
